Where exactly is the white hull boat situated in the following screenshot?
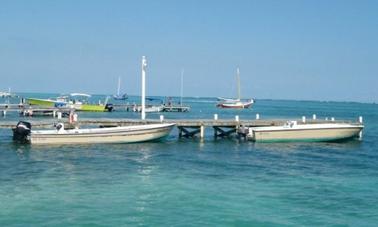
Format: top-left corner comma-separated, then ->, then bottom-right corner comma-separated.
217,68 -> 254,109
247,121 -> 363,142
13,121 -> 175,145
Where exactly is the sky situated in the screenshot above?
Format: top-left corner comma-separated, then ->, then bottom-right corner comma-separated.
0,0 -> 377,102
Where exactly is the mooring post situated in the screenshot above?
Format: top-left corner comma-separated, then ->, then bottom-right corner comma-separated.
302,116 -> 306,123
214,114 -> 218,120
256,113 -> 260,120
57,112 -> 62,119
160,115 -> 164,122
358,116 -> 363,140
331,117 -> 335,121
313,114 -> 317,120
200,125 -> 205,139
141,56 -> 147,120
235,115 -> 239,122
53,110 -> 56,118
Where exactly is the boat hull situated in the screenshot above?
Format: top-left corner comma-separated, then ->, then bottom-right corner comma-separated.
217,101 -> 253,109
29,124 -> 175,145
79,104 -> 106,112
249,124 -> 363,142
27,98 -> 56,107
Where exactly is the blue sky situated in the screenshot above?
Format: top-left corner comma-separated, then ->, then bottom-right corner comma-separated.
0,0 -> 377,102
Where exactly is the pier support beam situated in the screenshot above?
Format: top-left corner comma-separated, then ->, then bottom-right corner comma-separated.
178,126 -> 201,138
213,126 -> 237,139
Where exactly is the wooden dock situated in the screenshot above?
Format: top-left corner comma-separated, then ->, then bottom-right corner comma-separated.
0,117 -> 359,140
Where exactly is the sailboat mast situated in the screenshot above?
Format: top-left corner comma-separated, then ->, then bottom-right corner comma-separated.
117,77 -> 121,96
180,69 -> 184,106
237,68 -> 241,100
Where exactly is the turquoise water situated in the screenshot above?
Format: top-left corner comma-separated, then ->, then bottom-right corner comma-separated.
1,95 -> 378,226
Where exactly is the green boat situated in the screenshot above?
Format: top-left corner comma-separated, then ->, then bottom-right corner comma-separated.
27,93 -> 110,112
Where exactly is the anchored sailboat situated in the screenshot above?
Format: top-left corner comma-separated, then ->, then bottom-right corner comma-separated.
113,77 -> 128,100
217,68 -> 254,108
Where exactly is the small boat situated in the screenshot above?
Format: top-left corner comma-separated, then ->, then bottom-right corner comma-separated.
247,121 -> 364,142
0,88 -> 16,98
217,99 -> 254,108
26,96 -> 68,107
217,68 -> 254,109
113,77 -> 128,100
67,93 -> 112,112
13,121 -> 175,145
27,94 -> 112,112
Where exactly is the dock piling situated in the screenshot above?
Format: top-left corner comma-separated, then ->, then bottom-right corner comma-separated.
160,115 -> 164,122
313,114 -> 317,120
302,116 -> 306,123
256,113 -> 260,120
214,114 -> 218,120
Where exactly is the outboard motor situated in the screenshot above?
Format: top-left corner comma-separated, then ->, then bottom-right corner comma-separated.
13,121 -> 31,143
105,103 -> 114,112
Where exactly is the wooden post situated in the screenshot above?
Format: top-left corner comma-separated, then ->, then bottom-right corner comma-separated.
200,125 -> 204,139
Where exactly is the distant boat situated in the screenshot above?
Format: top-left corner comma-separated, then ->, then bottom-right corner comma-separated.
27,93 -> 112,112
68,93 -> 111,112
217,68 -> 254,109
134,97 -> 164,113
0,88 -> 14,98
26,96 -> 68,108
113,77 -> 128,100
247,121 -> 364,142
13,121 -> 175,145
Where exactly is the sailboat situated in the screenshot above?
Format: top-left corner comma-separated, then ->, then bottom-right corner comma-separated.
0,88 -> 13,98
113,77 -> 128,100
217,68 -> 254,109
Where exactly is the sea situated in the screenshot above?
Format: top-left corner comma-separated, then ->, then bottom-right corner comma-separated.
0,94 -> 377,226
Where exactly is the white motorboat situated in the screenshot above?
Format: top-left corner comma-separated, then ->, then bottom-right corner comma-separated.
247,121 -> 363,142
13,121 -> 175,145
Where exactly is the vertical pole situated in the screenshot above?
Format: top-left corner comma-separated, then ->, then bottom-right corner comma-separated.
313,114 -> 316,120
256,113 -> 260,120
160,115 -> 164,122
302,116 -> 306,123
235,115 -> 239,122
180,69 -> 184,107
214,114 -> 218,120
141,56 -> 147,120
200,125 -> 204,139
358,116 -> 363,140
236,68 -> 241,100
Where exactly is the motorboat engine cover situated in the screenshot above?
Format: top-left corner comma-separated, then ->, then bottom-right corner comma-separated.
13,121 -> 31,143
